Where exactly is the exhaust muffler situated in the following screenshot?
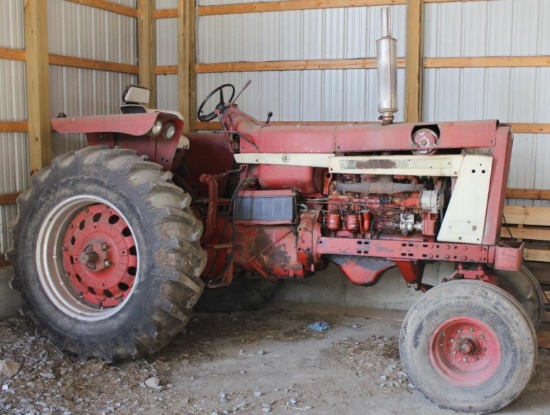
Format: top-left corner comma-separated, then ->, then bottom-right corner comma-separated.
377,7 -> 398,125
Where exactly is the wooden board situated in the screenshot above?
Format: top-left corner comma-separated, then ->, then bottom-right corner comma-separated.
538,330 -> 550,349
503,206 -> 550,227
404,0 -> 424,123
524,246 -> 550,263
506,188 -> 550,200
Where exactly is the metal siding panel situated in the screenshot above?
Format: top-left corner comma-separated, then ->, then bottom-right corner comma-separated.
156,75 -> 179,111
0,0 -> 25,49
0,60 -> 27,120
48,0 -> 137,64
0,133 -> 29,253
197,68 -> 405,123
156,0 -> 177,9
197,5 -> 405,63
156,18 -> 178,66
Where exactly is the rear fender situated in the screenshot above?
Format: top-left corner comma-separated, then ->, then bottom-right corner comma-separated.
51,112 -> 183,171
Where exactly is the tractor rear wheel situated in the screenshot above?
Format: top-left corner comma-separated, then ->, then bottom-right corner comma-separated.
195,274 -> 280,313
400,280 -> 536,414
8,146 -> 206,361
496,265 -> 544,328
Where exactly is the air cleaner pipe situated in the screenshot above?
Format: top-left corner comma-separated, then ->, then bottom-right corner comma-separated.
377,7 -> 398,125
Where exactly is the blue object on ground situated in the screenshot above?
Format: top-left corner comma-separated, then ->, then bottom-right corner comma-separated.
307,321 -> 331,332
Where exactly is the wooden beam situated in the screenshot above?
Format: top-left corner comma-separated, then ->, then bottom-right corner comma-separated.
179,0 -> 196,133
524,246 -> 550,263
538,329 -> 550,349
424,56 -> 550,68
199,0 -> 406,16
500,227 -> 550,242
65,0 -> 138,18
138,0 -> 156,107
0,192 -> 21,206
0,122 -> 29,133
24,0 -> 51,174
503,206 -> 550,227
0,192 -> 20,206
510,123 -> 550,134
155,65 -> 178,75
154,8 -> 178,19
506,188 -> 550,200
196,58 -> 406,73
0,47 -> 26,62
405,0 -> 424,122
49,54 -> 139,74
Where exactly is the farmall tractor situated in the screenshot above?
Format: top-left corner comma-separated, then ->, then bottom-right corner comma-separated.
7,9 -> 544,414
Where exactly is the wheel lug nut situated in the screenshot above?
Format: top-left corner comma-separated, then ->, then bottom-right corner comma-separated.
462,357 -> 467,362
457,329 -> 462,334
102,244 -> 108,251
450,338 -> 455,343
469,328 -> 474,332
104,260 -> 111,267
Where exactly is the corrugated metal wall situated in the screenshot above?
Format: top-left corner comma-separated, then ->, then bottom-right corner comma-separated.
156,0 -> 178,110
195,4 -> 407,122
424,0 -> 550,206
0,0 -> 28,253
48,0 -> 138,158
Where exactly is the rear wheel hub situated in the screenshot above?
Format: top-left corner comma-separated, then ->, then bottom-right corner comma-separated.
62,204 -> 137,307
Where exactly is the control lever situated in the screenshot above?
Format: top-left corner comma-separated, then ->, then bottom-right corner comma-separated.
265,111 -> 273,125
232,80 -> 251,105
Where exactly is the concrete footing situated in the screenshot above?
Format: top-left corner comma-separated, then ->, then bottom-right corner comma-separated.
275,262 -> 455,311
0,266 -> 22,317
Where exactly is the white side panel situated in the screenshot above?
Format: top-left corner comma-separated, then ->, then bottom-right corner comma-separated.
329,154 -> 464,176
438,156 -> 493,244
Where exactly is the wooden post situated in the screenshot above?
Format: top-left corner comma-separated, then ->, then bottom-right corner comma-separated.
178,0 -> 196,133
138,0 -> 156,108
405,0 -> 424,123
24,0 -> 51,174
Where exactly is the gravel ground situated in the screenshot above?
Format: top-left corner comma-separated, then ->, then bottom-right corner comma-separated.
1,303 -> 549,415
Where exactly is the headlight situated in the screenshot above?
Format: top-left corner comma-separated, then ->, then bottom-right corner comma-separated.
151,120 -> 162,136
165,123 -> 176,140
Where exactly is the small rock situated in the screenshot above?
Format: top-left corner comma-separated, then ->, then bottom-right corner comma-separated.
0,360 -> 20,378
210,412 -> 218,415
289,399 -> 297,406
352,323 -> 359,329
258,350 -> 265,356
220,392 -> 227,399
145,377 -> 161,390
262,406 -> 272,413
254,391 -> 262,397
40,372 -> 55,380
239,370 -> 245,375
1,384 -> 9,392
380,375 -> 387,380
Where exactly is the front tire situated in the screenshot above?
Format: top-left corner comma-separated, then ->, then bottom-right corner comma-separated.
9,146 -> 206,361
400,280 -> 536,414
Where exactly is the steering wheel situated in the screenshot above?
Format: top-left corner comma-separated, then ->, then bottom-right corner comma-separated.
197,84 -> 236,122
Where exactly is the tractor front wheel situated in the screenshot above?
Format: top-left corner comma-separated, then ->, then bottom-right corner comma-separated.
9,146 -> 206,361
400,280 -> 536,414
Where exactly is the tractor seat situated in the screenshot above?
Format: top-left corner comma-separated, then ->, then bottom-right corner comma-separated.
121,84 -> 149,114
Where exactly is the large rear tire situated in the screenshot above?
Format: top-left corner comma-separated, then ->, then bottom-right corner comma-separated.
195,274 -> 280,313
8,146 -> 206,361
400,280 -> 536,414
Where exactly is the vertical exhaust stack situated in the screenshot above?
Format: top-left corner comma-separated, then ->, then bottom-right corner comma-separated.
377,7 -> 398,125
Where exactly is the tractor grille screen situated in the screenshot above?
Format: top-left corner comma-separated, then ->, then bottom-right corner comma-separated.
235,190 -> 296,224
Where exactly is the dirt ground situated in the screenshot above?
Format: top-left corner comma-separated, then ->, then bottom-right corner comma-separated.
0,302 -> 549,415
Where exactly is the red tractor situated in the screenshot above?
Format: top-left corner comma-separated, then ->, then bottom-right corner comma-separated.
7,10 -> 543,414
